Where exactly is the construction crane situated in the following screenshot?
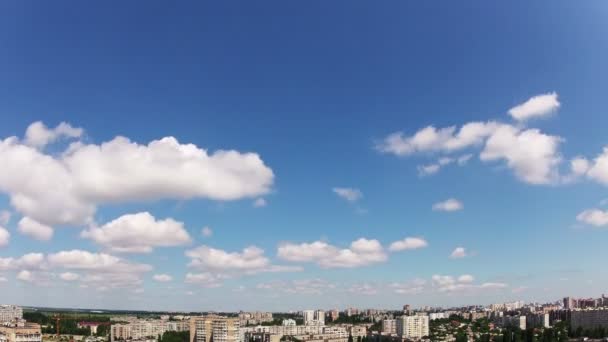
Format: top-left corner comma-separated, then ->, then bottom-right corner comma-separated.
52,314 -> 61,338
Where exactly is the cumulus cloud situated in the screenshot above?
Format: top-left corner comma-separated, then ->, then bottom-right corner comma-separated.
390,279 -> 427,295
332,187 -> 363,202
376,93 -> 571,185
348,283 -> 378,296
458,274 -> 474,283
569,147 -> 608,186
18,217 -> 53,241
277,238 -> 387,268
0,227 -> 9,247
508,92 -> 560,122
388,237 -> 428,252
24,121 -> 83,148
0,253 -> 46,271
432,199 -> 463,212
47,250 -> 152,274
480,126 -> 562,184
0,122 -> 274,233
16,270 -> 35,282
81,212 -> 191,253
185,244 -> 300,284
377,122 -> 500,156
450,247 -> 468,259
576,209 -> 608,227
153,274 -> 173,282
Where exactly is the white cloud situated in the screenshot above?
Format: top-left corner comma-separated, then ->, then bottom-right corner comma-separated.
24,121 -> 83,148
16,270 -> 34,282
184,272 -> 224,288
432,198 -> 463,212
376,121 -> 500,156
81,212 -> 191,253
572,148 -> 608,186
186,245 -> 300,277
47,250 -> 152,273
418,154 -> 473,176
253,198 -> 267,208
348,283 -> 378,296
278,238 -> 387,268
432,274 -> 506,293
450,247 -> 468,259
201,226 -> 213,237
480,126 -> 562,184
0,253 -> 46,271
0,227 -> 9,247
576,209 -> 608,227
388,237 -> 428,252
18,217 -> 53,241
59,272 -> 80,281
457,274 -> 474,283
0,211 -> 10,225
0,122 -> 274,229
508,92 -> 560,122
332,187 -> 363,202
153,274 -> 173,282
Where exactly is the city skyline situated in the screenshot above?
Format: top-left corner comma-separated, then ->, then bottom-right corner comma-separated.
1,1 -> 608,311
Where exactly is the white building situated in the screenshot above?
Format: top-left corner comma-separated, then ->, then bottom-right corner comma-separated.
314,311 -> 325,326
303,311 -> 315,326
281,319 -> 296,327
0,306 -> 22,324
429,313 -> 446,321
396,316 -> 429,339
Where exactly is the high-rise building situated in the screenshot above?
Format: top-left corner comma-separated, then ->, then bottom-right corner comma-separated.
396,315 -> 429,339
0,306 -> 22,324
564,297 -> 576,310
302,311 -> 315,326
190,316 -> 240,342
314,311 -> 325,326
571,309 -> 608,330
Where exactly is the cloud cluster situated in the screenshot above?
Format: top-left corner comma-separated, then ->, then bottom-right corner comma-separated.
81,212 -> 192,253
576,208 -> 608,227
388,237 -> 428,252
257,279 -> 337,295
418,155 -> 472,176
432,274 -> 507,293
0,121 -> 274,238
277,238 -> 387,268
1,250 -> 151,290
376,93 -> 569,184
450,247 -> 468,259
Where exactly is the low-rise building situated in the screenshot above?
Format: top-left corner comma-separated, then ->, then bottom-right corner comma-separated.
0,306 -> 22,324
0,321 -> 42,342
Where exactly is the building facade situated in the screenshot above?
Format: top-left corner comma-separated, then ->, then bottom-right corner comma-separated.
396,316 -> 429,339
0,307 -> 22,324
190,316 -> 240,342
0,322 -> 41,342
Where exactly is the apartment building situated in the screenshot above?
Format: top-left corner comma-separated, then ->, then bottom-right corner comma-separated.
190,316 -> 239,342
111,319 -> 189,342
396,316 -> 429,339
0,306 -> 23,324
571,309 -> 608,330
0,322 -> 41,342
381,319 -> 396,335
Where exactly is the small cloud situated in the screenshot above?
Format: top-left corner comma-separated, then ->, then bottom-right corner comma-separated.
512,286 -> 528,294
508,92 -> 560,122
433,198 -> 464,212
332,187 -> 363,202
201,226 -> 213,237
450,247 -> 468,259
576,208 -> 608,227
253,198 -> 267,208
457,274 -> 474,283
388,237 -> 428,252
60,272 -> 80,281
153,274 -> 173,282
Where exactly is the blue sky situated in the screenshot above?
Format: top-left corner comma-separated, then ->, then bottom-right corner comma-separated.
1,1 -> 608,311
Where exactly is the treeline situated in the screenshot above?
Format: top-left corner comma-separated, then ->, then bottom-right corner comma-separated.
159,331 -> 189,342
23,312 -> 108,336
